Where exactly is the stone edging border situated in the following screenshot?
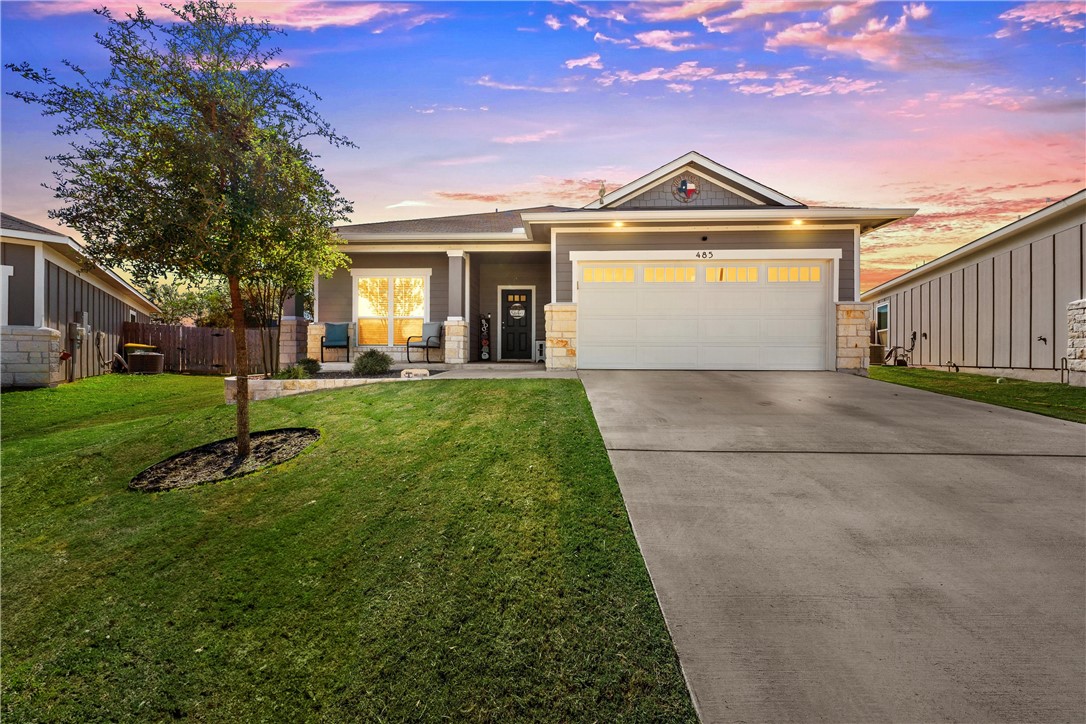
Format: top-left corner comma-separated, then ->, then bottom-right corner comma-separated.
224,375 -> 424,404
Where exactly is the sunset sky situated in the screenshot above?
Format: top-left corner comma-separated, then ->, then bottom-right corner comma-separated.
2,1 -> 1084,290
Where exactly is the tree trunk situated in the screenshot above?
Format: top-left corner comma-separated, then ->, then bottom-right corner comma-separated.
228,275 -> 251,458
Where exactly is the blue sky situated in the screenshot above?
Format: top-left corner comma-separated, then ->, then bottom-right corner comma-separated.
2,0 -> 1084,288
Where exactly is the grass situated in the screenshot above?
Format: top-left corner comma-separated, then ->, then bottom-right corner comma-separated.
869,365 -> 1086,424
1,375 -> 695,722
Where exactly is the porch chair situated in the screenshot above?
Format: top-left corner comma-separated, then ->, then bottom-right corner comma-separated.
321,322 -> 351,363
406,322 -> 443,363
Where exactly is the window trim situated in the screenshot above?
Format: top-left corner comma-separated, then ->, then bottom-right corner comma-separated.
876,301 -> 889,346
351,268 -> 432,346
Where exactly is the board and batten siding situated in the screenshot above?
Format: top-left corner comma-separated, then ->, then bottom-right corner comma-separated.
1,242 -> 36,326
554,228 -> 857,303
318,252 -> 451,328
873,216 -> 1084,372
43,260 -> 151,381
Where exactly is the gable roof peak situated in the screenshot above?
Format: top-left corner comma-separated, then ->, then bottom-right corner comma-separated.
587,152 -> 802,210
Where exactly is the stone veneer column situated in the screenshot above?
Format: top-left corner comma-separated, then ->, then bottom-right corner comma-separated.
278,318 -> 309,368
836,303 -> 871,376
306,322 -> 326,362
1068,299 -> 1086,387
545,303 -> 577,370
1,325 -> 63,388
443,319 -> 468,365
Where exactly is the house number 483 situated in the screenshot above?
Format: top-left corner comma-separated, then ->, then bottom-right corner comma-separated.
695,251 -> 714,259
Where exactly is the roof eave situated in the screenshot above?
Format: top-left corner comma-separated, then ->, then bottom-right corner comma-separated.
336,232 -> 530,243
861,190 -> 1086,300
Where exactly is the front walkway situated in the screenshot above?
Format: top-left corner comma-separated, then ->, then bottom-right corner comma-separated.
581,370 -> 1085,723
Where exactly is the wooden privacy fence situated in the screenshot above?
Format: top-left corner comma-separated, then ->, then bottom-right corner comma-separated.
121,322 -> 278,375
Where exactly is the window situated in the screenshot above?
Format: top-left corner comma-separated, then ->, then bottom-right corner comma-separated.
355,271 -> 429,346
583,266 -> 634,283
876,302 -> 889,346
706,266 -> 759,283
644,266 -> 696,283
768,265 -> 821,283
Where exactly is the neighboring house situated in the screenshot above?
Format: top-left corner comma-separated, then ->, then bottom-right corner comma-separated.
861,191 -> 1086,384
312,151 -> 915,372
1,213 -> 157,388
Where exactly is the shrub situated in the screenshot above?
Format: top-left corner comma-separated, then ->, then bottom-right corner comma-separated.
353,349 -> 393,376
297,357 -> 321,375
273,364 -> 309,380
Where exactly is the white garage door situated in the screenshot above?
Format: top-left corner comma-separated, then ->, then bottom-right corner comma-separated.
577,261 -> 831,370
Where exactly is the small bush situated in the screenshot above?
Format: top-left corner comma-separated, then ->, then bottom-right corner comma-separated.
353,349 -> 393,376
297,357 -> 321,375
273,364 -> 309,380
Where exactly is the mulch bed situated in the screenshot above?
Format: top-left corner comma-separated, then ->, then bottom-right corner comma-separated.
315,369 -> 444,380
129,428 -> 320,492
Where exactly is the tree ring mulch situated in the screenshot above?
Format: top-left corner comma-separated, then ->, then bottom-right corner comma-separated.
129,428 -> 320,492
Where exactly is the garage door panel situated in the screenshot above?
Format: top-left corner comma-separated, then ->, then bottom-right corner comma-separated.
699,317 -> 761,341
579,260 -> 830,370
762,317 -> 825,342
638,317 -> 699,339
637,345 -> 699,367
699,345 -> 761,368
580,316 -> 638,341
638,290 -> 699,315
700,290 -> 764,313
762,289 -> 823,312
579,288 -> 637,315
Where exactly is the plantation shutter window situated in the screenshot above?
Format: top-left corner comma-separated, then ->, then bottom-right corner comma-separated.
355,271 -> 430,346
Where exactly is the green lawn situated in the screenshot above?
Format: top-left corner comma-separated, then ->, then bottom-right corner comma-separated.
869,365 -> 1086,424
1,375 -> 695,722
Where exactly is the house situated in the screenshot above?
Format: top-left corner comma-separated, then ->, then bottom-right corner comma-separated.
861,191 -> 1086,385
1,213 -> 157,388
309,152 -> 915,372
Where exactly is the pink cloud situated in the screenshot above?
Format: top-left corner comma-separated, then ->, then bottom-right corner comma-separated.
474,76 -> 578,93
667,83 -> 695,93
923,85 -> 1036,112
565,2 -> 630,23
434,191 -> 515,204
544,14 -> 563,30
736,75 -> 881,97
995,2 -> 1086,38
766,4 -> 930,69
492,130 -> 561,144
594,32 -> 632,45
598,60 -> 717,87
637,2 -> 733,22
634,29 -> 700,51
14,1 -> 445,31
565,53 -> 603,70
571,15 -> 591,29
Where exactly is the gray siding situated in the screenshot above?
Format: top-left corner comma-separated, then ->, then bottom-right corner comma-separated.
2,242 -> 35,325
468,253 -> 481,361
617,172 -> 761,209
478,259 -> 550,356
872,215 -> 1084,371
44,260 -> 150,382
555,228 -> 856,303
318,252 -> 451,329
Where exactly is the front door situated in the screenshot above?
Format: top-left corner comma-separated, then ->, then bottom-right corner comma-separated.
500,288 -> 532,360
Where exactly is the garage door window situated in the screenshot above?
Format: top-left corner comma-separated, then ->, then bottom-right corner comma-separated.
706,266 -> 759,283
583,267 -> 634,283
769,265 -> 821,283
644,266 -> 696,283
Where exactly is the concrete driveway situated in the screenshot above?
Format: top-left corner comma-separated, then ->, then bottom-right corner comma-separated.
580,371 -> 1085,723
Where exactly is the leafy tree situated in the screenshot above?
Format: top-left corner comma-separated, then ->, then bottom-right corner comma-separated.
7,1 -> 352,456
143,277 -> 236,327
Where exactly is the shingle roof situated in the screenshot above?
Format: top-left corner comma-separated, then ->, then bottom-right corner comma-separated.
0,212 -> 67,237
336,205 -> 576,235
